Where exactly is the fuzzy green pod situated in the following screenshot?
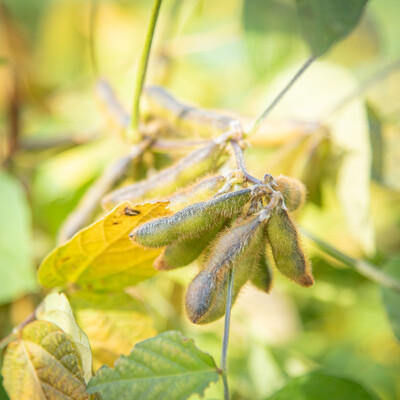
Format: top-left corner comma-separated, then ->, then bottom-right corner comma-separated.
167,174 -> 227,213
185,213 -> 268,324
250,246 -> 274,293
266,207 -> 313,287
153,217 -> 228,270
131,187 -> 261,248
102,140 -> 229,210
143,85 -> 236,138
275,175 -> 307,212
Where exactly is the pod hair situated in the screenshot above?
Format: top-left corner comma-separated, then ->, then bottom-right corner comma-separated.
275,175 -> 307,212
131,185 -> 268,248
185,211 -> 269,324
102,139 -> 229,209
153,217 -> 228,270
266,206 -> 313,287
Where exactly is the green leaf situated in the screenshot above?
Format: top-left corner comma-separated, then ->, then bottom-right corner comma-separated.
87,331 -> 220,400
36,292 -> 92,382
295,0 -> 369,56
0,375 -> 9,400
0,170 -> 37,305
242,0 -> 304,76
266,371 -> 378,400
68,291 -> 156,370
381,256 -> 400,342
1,320 -> 88,400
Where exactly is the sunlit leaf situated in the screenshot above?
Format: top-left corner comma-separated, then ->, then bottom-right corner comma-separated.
267,371 -> 378,400
295,0 -> 369,56
0,170 -> 37,305
38,201 -> 170,290
2,320 -> 88,400
381,256 -> 400,342
36,292 -> 92,382
68,291 -> 156,370
87,331 -> 220,400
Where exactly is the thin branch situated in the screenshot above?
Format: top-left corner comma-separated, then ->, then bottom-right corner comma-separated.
97,79 -> 130,128
19,132 -> 99,151
0,310 -> 36,350
221,267 -> 235,400
58,137 -> 153,243
301,229 -> 400,294
247,56 -> 316,136
89,0 -> 99,75
230,139 -> 260,184
129,0 -> 163,142
324,57 -> 400,119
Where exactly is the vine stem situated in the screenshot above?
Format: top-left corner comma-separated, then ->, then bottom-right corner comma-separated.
221,266 -> 235,400
301,229 -> 400,294
247,55 -> 316,136
129,0 -> 163,142
230,139 -> 260,184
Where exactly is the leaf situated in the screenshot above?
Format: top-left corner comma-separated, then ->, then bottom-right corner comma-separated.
1,320 -> 88,400
87,331 -> 220,400
381,256 -> 400,342
38,201 -> 171,290
36,292 -> 92,382
0,376 -> 9,400
242,0 -> 304,77
295,0 -> 369,56
0,170 -> 37,305
267,371 -> 378,400
68,291 -> 156,370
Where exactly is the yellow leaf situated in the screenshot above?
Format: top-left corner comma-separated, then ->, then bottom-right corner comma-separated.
2,320 -> 88,400
38,201 -> 171,290
36,292 -> 92,383
68,291 -> 156,371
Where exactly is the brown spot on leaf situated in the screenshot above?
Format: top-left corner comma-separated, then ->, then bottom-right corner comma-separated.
124,207 -> 140,216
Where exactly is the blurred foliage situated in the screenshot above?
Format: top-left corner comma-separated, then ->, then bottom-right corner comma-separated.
0,0 -> 400,399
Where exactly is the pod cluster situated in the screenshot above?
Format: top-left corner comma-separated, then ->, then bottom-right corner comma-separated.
131,174 -> 313,324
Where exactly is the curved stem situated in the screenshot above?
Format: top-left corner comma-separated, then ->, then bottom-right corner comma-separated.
301,229 -> 400,294
129,0 -> 163,142
230,139 -> 260,184
221,266 -> 235,400
247,56 -> 316,136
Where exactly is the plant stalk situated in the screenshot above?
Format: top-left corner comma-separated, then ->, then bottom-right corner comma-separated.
301,229 -> 400,294
129,0 -> 163,142
221,266 -> 235,400
247,55 -> 316,136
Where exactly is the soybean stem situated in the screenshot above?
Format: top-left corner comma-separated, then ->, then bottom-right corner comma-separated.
221,266 -> 234,400
301,229 -> 400,294
130,0 -> 163,142
230,139 -> 260,184
247,55 -> 316,136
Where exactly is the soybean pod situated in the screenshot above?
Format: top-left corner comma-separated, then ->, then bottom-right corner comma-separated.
266,207 -> 314,287
102,138 -> 229,209
185,211 -> 269,324
131,186 -> 267,248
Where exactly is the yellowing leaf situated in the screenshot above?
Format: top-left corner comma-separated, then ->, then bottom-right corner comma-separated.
36,292 -> 92,383
2,320 -> 88,400
38,201 -> 171,291
68,291 -> 156,370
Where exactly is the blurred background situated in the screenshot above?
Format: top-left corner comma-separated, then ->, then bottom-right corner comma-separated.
0,0 -> 400,399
